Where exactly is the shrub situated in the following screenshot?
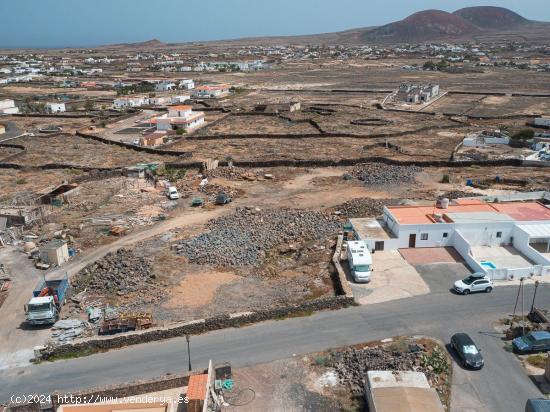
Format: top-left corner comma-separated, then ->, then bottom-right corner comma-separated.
421,348 -> 449,374
15,178 -> 27,185
512,129 -> 535,141
441,174 -> 450,183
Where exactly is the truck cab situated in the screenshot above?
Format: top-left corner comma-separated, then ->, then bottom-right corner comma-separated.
25,296 -> 59,325
347,240 -> 373,283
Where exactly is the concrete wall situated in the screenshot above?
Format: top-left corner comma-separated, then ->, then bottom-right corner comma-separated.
452,230 -> 485,274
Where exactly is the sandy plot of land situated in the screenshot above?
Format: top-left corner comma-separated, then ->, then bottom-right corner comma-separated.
167,270 -> 239,308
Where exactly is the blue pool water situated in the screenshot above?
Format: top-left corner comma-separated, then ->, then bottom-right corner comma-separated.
480,261 -> 497,270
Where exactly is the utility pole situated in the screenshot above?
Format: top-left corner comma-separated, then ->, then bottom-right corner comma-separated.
510,278 -> 522,333
186,334 -> 192,372
529,280 -> 540,316
521,277 -> 525,337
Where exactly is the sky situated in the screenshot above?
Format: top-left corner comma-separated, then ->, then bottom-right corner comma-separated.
1,0 -> 549,48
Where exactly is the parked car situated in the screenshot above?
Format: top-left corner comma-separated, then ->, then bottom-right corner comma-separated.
215,192 -> 232,205
526,398 -> 550,412
513,331 -> 550,354
453,273 -> 493,295
451,333 -> 484,369
166,186 -> 180,200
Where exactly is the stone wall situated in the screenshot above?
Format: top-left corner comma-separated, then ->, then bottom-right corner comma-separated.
40,295 -> 354,361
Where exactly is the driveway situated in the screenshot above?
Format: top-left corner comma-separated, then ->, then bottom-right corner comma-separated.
415,262 -> 472,293
347,250 -> 430,305
0,247 -> 51,370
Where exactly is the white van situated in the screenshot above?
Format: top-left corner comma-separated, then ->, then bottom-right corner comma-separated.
166,186 -> 180,200
347,240 -> 372,283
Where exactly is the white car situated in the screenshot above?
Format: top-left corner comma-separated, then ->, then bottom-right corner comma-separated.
166,186 -> 180,200
453,273 -> 493,295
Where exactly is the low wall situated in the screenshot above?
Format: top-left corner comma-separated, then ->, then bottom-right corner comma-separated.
40,295 -> 354,361
75,131 -> 192,157
332,235 -> 354,298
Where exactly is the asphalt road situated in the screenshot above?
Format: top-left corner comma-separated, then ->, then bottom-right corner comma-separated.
0,283 -> 545,412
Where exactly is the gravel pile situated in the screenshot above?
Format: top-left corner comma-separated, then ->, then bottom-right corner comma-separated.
328,197 -> 399,219
349,163 -> 421,185
199,183 -> 242,202
72,248 -> 156,295
175,208 -> 340,267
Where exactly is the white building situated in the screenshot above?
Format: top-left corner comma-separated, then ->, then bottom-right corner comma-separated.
534,116 -> 550,128
152,105 -> 205,132
178,79 -> 195,90
170,95 -> 190,104
463,130 -> 510,147
0,99 -> 19,115
397,84 -> 440,104
349,195 -> 550,280
46,102 -> 66,113
154,80 -> 177,92
113,96 -> 149,109
192,84 -> 230,99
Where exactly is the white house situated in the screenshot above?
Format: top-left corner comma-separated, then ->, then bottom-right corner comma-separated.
152,105 -> 205,132
463,130 -> 510,147
178,79 -> 195,90
154,80 -> 177,92
170,95 -> 190,104
349,195 -> 550,280
534,116 -> 550,128
46,102 -> 66,113
0,99 -> 19,115
397,84 -> 440,104
192,84 -> 230,99
113,96 -> 149,109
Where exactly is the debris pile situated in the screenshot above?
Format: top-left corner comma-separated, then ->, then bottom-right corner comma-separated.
349,163 -> 421,185
51,319 -> 91,344
204,167 -> 265,181
72,248 -> 156,295
328,198 -> 400,219
329,339 -> 450,399
199,183 -> 243,203
175,208 -> 340,267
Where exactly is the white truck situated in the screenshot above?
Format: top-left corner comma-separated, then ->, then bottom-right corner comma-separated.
347,240 -> 373,283
166,186 -> 180,200
25,275 -> 69,325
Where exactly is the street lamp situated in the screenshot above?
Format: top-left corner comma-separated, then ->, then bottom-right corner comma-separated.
186,334 -> 192,372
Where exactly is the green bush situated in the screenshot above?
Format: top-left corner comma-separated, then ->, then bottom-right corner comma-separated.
512,129 -> 535,141
421,348 -> 449,374
441,174 -> 450,183
15,178 -> 27,185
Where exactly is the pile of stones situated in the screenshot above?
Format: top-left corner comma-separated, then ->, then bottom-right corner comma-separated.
175,208 -> 341,267
204,167 -> 263,181
72,248 -> 156,295
349,163 -> 421,185
329,198 -> 400,219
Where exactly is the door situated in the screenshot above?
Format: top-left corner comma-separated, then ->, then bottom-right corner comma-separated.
409,234 -> 416,248
472,280 -> 488,292
375,241 -> 385,251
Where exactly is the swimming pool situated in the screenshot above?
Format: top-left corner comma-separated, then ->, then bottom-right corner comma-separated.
480,261 -> 497,270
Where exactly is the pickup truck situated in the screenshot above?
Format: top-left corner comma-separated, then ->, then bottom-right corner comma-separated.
25,274 -> 69,326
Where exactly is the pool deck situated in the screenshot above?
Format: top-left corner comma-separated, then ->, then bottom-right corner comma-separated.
471,245 -> 534,269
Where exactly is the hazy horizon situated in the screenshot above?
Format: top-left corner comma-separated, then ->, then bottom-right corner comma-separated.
1,0 -> 549,49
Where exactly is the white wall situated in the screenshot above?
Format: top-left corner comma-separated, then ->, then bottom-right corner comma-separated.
453,230 -> 486,274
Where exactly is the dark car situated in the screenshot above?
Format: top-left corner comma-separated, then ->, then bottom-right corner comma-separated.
451,333 -> 484,369
215,192 -> 232,205
513,331 -> 550,354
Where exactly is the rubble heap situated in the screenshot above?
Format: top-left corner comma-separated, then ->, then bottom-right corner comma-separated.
72,248 -> 155,294
199,183 -> 242,202
329,198 -> 400,219
329,341 -> 449,399
204,167 -> 263,181
349,163 -> 421,185
175,208 -> 340,267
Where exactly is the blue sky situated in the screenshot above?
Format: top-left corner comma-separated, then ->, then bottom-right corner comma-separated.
0,0 -> 548,48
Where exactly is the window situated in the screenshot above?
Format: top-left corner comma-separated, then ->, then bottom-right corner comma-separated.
496,232 -> 502,238
443,233 -> 448,238
421,233 -> 428,241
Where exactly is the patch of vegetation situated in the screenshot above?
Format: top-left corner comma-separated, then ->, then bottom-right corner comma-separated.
526,353 -> 547,369
176,128 -> 187,136
420,348 -> 449,374
441,174 -> 450,184
314,355 -> 329,366
15,178 -> 27,184
45,347 -> 99,362
512,129 -> 535,141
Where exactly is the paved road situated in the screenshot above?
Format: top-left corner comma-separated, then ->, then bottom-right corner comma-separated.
0,283 -> 545,412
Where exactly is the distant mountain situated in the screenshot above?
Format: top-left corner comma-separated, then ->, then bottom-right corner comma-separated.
453,6 -> 529,29
361,10 -> 481,43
